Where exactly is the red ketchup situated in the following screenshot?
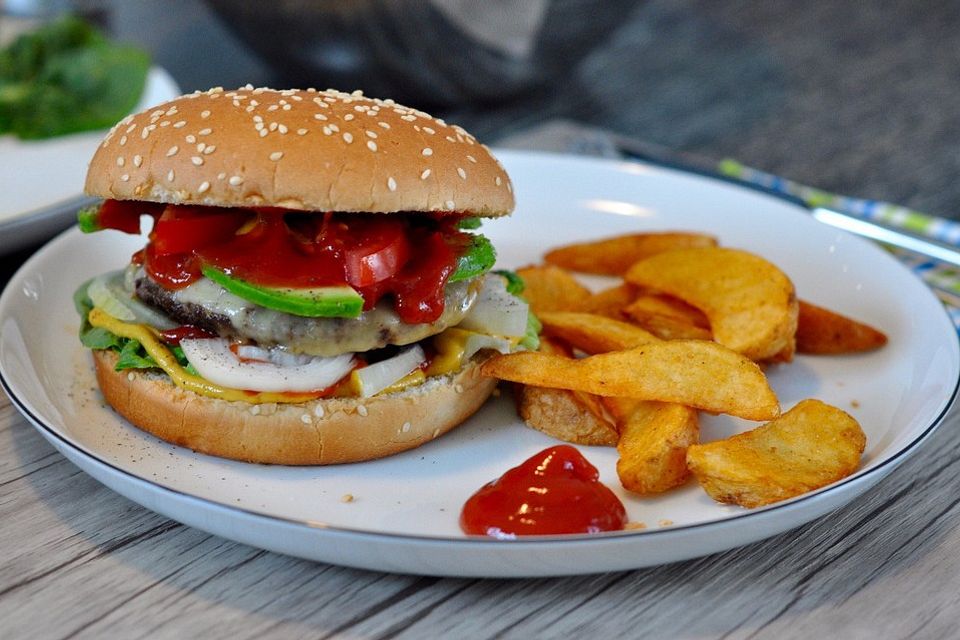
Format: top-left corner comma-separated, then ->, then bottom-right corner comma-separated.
460,445 -> 628,538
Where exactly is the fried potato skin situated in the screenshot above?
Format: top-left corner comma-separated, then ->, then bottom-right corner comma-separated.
616,400 -> 699,494
519,385 -> 619,446
544,232 -> 718,275
579,283 -> 638,318
516,265 -> 592,314
797,300 -> 888,354
538,311 -> 660,353
626,247 -> 798,361
481,341 -> 780,421
685,399 -> 866,507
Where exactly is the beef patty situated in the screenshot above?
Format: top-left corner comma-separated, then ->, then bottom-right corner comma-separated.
134,270 -> 479,356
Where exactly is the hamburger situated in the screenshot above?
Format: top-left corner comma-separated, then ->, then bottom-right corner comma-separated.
74,86 -> 536,464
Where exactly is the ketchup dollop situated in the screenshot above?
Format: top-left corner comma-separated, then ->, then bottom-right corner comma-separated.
460,445 -> 628,538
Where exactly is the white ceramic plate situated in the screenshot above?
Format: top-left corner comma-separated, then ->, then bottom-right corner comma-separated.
0,68 -> 180,254
1,151 -> 958,577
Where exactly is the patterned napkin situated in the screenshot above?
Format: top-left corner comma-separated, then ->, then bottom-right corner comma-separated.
497,120 -> 960,333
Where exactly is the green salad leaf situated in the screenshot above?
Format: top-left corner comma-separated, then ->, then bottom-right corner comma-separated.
450,233 -> 496,283
0,15 -> 150,140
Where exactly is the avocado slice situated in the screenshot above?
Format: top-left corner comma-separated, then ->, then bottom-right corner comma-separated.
201,265 -> 364,318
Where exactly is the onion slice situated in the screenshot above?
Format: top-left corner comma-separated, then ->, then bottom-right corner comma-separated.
89,270 -> 178,330
355,345 -> 425,397
458,275 -> 529,337
180,338 -> 355,392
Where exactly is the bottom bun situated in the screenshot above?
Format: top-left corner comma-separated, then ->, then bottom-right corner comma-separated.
93,350 -> 498,465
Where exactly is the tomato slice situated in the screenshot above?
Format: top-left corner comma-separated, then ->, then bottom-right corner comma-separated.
96,199 -> 165,234
342,219 -> 411,287
151,205 -> 248,256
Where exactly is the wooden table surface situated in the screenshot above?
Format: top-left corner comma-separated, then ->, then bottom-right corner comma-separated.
5,2 -> 960,638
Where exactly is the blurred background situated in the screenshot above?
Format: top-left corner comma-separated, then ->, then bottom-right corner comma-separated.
2,0 -> 959,244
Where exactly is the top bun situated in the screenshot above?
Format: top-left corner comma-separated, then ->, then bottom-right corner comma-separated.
85,86 -> 514,217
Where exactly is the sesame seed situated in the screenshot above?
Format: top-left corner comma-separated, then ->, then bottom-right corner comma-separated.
457,167 -> 467,179
229,175 -> 244,186
245,105 -> 254,112
366,141 -> 377,152
401,114 -> 416,121
258,129 -> 268,138
378,121 -> 390,129
186,134 -> 197,143
250,405 -> 260,415
127,372 -> 135,382
253,115 -> 263,122
420,169 -> 431,180
167,145 -> 179,157
422,147 -> 433,156
344,114 -> 355,121
217,172 -> 226,180
173,121 -> 186,128
313,113 -> 328,121
199,128 -> 212,136
269,151 -> 283,161
159,120 -> 170,127
191,156 -> 203,166
278,124 -> 288,134
126,124 -> 137,133
466,154 -> 477,163
322,126 -> 332,136
254,122 -> 264,131
120,174 -> 130,182
445,200 -> 455,210
267,104 -> 278,111
387,176 -> 397,191
357,405 -> 368,416
140,129 -> 150,140
268,122 -> 277,132
198,181 -> 210,194
203,145 -> 215,155
314,405 -> 325,418
402,421 -> 411,432
495,176 -> 502,186
342,132 -> 353,144
201,110 -> 211,118
167,169 -> 175,182
423,126 -> 435,135
282,104 -> 291,110
297,128 -> 308,135
119,135 -> 127,146
365,130 -> 377,139
197,143 -> 206,152
116,157 -> 125,167
354,105 -> 367,112
133,155 -> 143,167
446,135 -> 456,142
300,414 -> 311,424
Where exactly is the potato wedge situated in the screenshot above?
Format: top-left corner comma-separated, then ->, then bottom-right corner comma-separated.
516,336 -> 618,446
518,386 -> 619,446
481,341 -> 780,421
626,247 -> 798,361
516,265 -> 592,314
622,296 -> 713,341
538,311 -> 660,353
579,283 -> 638,318
686,399 -> 866,507
544,232 -> 718,275
797,300 -> 888,354
616,400 -> 699,494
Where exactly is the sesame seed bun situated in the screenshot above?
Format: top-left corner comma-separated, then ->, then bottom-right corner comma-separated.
93,349 -> 498,465
85,86 -> 514,217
